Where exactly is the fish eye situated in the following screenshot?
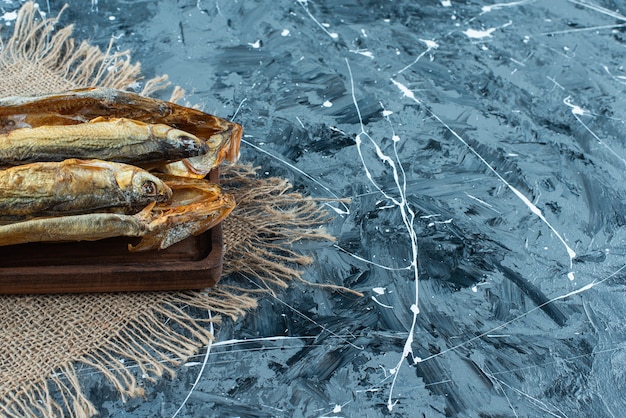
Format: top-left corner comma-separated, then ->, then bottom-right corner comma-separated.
142,180 -> 158,196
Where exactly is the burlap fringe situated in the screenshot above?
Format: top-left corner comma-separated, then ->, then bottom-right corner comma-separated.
76,290 -> 257,400
1,290 -> 257,418
0,2 -> 168,97
1,363 -> 97,418
220,165 -> 362,296
221,164 -> 336,290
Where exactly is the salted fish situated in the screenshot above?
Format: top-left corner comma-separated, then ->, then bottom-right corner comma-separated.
0,88 -> 242,177
0,117 -> 208,166
0,180 -> 235,250
0,159 -> 172,222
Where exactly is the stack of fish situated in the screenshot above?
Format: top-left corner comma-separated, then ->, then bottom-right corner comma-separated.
0,88 -> 242,251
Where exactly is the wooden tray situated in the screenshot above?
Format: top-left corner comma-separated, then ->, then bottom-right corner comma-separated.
0,170 -> 223,294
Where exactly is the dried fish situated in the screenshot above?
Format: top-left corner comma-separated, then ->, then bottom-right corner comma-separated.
0,212 -> 149,246
0,117 -> 208,165
0,117 -> 208,166
0,88 -> 242,177
0,88 -> 241,250
131,180 -> 235,251
0,159 -> 172,222
0,179 -> 235,250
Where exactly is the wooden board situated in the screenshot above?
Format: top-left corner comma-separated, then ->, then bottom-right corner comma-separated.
0,169 -> 223,294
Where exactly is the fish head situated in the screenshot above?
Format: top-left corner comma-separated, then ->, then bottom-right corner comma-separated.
170,123 -> 242,176
131,170 -> 173,204
114,165 -> 173,205
152,124 -> 209,159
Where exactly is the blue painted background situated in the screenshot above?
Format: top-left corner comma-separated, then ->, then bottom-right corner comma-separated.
4,0 -> 626,416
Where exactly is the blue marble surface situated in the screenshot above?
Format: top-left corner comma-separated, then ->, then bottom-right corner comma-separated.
4,0 -> 626,416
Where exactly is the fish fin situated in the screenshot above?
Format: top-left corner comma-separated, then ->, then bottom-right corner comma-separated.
88,116 -> 110,123
70,159 -> 113,170
88,116 -> 147,126
136,201 -> 157,218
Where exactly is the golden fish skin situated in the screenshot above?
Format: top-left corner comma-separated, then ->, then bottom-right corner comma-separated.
0,88 -> 242,173
0,118 -> 208,166
0,212 -> 148,246
0,159 -> 172,222
0,181 -> 235,250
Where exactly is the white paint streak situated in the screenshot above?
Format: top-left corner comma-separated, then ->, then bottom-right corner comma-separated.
373,287 -> 386,295
298,0 -> 340,41
464,27 -> 497,39
465,21 -> 512,39
240,273 -> 365,351
212,335 -> 315,347
347,59 -> 421,412
349,49 -> 375,58
603,65 -> 626,85
392,79 -> 576,265
391,79 -> 418,101
546,76 -> 565,90
242,138 -> 350,214
481,0 -> 536,13
334,244 -> 412,271
371,296 -> 394,309
398,40 -> 438,74
421,38 -> 439,49
466,193 -> 495,209
172,311 -> 215,417
569,0 -> 626,21
564,96 -> 586,115
419,264 -> 626,364
564,96 -> 626,167
1,11 -> 18,23
428,218 -> 453,227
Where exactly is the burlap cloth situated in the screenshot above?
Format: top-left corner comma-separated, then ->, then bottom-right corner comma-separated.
0,4 -> 345,416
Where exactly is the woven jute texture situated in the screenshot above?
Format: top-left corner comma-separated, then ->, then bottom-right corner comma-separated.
0,3 -> 338,416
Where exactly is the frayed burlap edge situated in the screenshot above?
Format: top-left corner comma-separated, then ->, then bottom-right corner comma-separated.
0,3 -> 344,417
221,164 -> 335,289
1,290 -> 258,418
0,2 -> 170,98
220,164 -> 360,296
